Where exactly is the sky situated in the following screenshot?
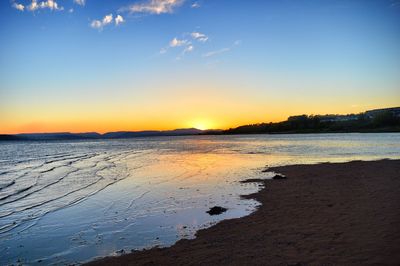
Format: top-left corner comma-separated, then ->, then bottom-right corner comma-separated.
0,0 -> 400,133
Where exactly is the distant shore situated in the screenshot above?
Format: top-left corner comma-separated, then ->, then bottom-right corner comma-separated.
87,159 -> 400,265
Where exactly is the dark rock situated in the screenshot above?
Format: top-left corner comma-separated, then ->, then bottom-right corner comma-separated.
206,206 -> 227,215
116,249 -> 125,254
272,174 -> 286,180
240,178 -> 264,183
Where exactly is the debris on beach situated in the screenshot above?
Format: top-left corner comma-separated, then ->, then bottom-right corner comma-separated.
272,174 -> 286,180
206,206 -> 227,215
115,249 -> 125,255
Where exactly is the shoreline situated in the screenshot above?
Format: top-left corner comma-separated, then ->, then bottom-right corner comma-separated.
2,131 -> 400,142
87,159 -> 400,265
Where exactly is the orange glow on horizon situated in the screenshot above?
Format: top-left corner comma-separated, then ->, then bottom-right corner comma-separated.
1,72 -> 398,135
0,115 -> 286,134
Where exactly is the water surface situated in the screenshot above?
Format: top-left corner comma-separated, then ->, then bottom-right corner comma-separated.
0,133 -> 399,265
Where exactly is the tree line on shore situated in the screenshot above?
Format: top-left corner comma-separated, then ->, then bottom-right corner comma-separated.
221,110 -> 400,134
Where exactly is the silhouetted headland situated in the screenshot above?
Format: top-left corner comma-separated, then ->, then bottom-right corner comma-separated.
222,107 -> 400,135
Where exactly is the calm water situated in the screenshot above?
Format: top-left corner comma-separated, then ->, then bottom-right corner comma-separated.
0,133 -> 399,265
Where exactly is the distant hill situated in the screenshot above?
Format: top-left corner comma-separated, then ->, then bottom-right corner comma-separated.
0,128 -> 209,141
0,134 -> 23,141
15,132 -> 102,140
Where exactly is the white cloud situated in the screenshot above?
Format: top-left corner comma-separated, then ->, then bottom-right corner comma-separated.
90,14 -> 125,30
27,0 -> 39,11
159,37 -> 189,55
73,0 -> 86,6
90,14 -> 113,30
125,0 -> 184,14
115,15 -> 124,26
191,2 -> 200,8
102,14 -> 113,25
13,2 -> 25,11
161,31 -> 208,57
169,37 -> 188,47
24,0 -> 63,11
40,0 -> 63,10
191,32 -> 208,42
90,20 -> 102,29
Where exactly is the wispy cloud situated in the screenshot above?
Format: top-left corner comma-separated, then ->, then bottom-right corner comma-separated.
191,32 -> 208,42
183,45 -> 194,53
169,37 -> 188,47
73,0 -> 86,6
202,47 -> 230,58
202,40 -> 241,57
160,31 -> 209,58
191,2 -> 200,8
176,44 -> 194,60
123,0 -> 184,14
160,37 -> 190,56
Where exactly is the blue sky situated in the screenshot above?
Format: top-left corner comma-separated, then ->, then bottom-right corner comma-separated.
1,0 -> 400,133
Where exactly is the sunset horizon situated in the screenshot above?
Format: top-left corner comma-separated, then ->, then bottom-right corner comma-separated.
1,104 -> 399,134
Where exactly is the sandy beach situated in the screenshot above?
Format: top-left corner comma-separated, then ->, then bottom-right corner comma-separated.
88,159 -> 400,265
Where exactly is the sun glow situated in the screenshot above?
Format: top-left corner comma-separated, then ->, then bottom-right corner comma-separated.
192,120 -> 213,130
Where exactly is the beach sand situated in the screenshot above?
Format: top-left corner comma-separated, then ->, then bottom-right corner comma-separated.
87,159 -> 400,265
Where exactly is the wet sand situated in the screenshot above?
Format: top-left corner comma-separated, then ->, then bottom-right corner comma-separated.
87,159 -> 400,265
